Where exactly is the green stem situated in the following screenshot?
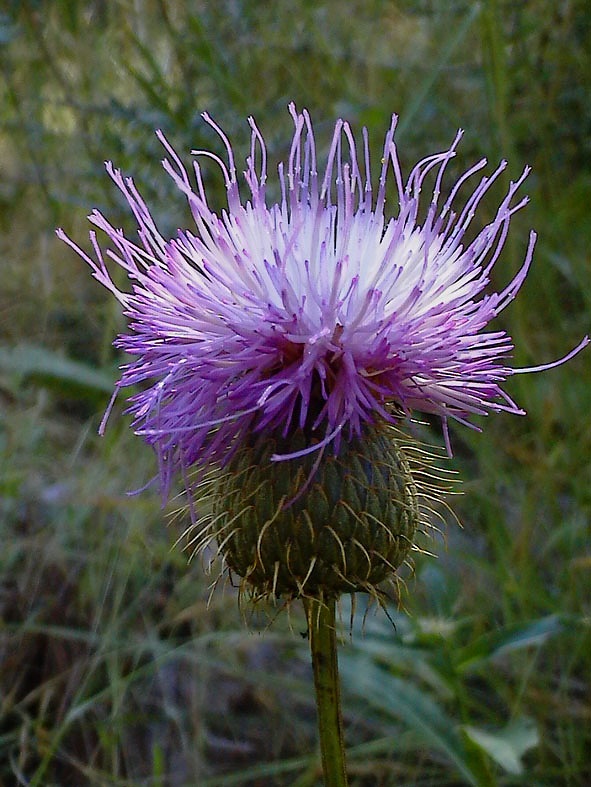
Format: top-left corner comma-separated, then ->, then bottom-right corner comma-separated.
305,597 -> 349,787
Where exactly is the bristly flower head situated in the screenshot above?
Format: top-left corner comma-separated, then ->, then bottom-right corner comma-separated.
57,104 -> 588,506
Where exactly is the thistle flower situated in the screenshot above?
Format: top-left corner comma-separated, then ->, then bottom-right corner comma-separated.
57,105 -> 587,601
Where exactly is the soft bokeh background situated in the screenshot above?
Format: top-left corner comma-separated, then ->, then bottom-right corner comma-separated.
1,1 -> 590,785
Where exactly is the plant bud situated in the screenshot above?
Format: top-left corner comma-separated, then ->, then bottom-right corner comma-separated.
214,427 -> 419,599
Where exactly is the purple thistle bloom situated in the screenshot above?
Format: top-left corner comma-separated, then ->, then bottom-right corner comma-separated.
57,105 -> 588,500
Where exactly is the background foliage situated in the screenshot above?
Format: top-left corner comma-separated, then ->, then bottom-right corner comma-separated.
1,1 -> 590,785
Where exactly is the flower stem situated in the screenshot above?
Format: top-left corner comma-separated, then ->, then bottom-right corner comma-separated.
305,596 -> 349,787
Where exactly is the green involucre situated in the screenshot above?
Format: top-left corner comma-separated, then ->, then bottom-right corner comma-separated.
214,427 -> 419,598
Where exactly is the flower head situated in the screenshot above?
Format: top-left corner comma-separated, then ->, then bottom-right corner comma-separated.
58,105 -> 588,505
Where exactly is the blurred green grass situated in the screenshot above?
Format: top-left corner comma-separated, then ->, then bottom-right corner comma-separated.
1,1 -> 590,785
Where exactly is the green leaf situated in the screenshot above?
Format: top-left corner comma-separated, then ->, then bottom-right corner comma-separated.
454,615 -> 566,673
0,343 -> 115,399
340,652 -> 497,786
462,718 -> 539,775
